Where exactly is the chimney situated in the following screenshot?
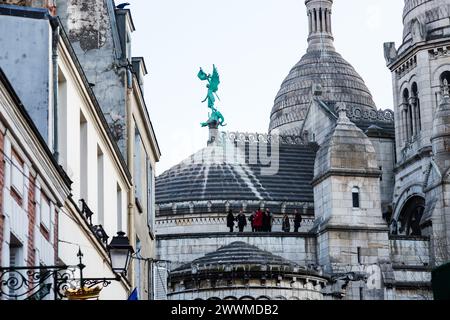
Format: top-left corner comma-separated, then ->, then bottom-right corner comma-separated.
0,0 -> 56,16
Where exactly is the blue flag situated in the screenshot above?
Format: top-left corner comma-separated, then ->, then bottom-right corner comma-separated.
128,288 -> 139,300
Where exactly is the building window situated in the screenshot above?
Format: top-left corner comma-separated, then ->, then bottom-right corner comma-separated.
411,82 -> 421,132
11,150 -> 24,198
97,146 -> 104,225
58,69 -> 68,170
402,88 -> 411,142
352,187 -> 360,208
134,123 -> 147,209
440,71 -> 450,92
134,237 -> 141,299
117,184 -> 123,232
41,194 -> 51,231
147,158 -> 154,232
80,112 -> 88,202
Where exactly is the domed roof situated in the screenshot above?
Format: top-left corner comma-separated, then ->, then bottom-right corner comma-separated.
269,50 -> 377,135
171,241 -> 321,277
314,103 -> 380,182
156,133 -> 317,215
269,0 -> 376,135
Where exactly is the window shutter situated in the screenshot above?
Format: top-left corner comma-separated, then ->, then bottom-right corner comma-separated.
153,264 -> 168,300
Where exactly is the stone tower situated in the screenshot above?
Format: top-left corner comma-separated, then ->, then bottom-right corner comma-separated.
312,102 -> 391,300
305,0 -> 334,51
385,0 -> 450,261
269,0 -> 376,135
426,86 -> 450,264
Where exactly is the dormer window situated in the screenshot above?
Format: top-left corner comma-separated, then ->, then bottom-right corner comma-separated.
352,187 -> 360,208
126,32 -> 132,61
115,8 -> 136,62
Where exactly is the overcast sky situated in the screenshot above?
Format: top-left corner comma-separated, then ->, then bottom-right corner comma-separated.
126,0 -> 404,174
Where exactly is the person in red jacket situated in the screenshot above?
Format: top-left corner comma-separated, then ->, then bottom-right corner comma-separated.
253,208 -> 263,232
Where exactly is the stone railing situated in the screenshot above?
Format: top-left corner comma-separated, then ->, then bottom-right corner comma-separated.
156,213 -> 315,235
216,131 -> 309,146
346,106 -> 394,123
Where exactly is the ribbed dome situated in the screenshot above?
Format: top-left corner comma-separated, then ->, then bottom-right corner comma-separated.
155,134 -> 317,215
171,242 -> 322,277
269,50 -> 377,135
269,0 -> 376,135
174,242 -> 297,270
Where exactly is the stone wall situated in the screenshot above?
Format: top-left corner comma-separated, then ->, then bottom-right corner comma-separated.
0,8 -> 52,146
369,137 -> 395,210
169,278 -> 325,301
0,131 -> 3,265
389,236 -> 430,266
315,176 -> 385,227
157,234 -> 317,269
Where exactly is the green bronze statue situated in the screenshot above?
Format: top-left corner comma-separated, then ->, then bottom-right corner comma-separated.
198,65 -> 226,128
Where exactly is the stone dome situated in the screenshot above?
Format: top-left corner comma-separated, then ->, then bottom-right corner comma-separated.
156,132 -> 317,215
269,0 -> 376,135
172,242 -> 304,273
314,103 -> 380,182
269,50 -> 377,135
168,242 -> 327,300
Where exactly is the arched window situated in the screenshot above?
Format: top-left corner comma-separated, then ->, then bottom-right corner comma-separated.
397,196 -> 425,236
402,88 -> 411,142
411,82 -> 421,131
352,187 -> 360,208
440,71 -> 450,93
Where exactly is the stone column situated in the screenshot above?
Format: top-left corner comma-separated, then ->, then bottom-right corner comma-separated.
409,97 -> 418,139
308,11 -> 312,35
400,104 -> 408,144
405,104 -> 411,142
410,104 -> 416,138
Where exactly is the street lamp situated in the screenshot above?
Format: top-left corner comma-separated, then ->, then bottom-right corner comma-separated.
0,231 -> 135,300
107,231 -> 134,275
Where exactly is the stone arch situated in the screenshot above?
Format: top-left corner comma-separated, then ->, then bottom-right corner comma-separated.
274,295 -> 287,300
411,81 -> 422,132
256,295 -> 271,300
393,184 -> 425,221
403,87 -> 410,102
208,297 -> 221,301
440,71 -> 450,91
399,79 -> 410,95
223,296 -> 238,300
239,296 -> 255,300
407,73 -> 418,84
396,196 -> 425,236
432,64 -> 450,87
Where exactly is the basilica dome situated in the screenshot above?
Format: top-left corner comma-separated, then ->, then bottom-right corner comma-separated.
269,0 -> 377,135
